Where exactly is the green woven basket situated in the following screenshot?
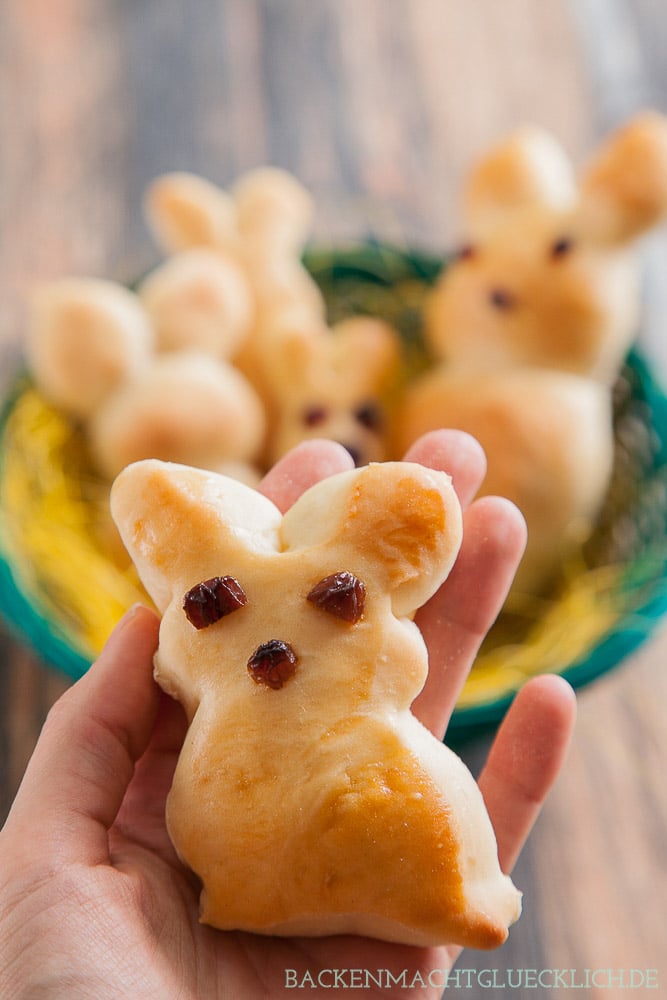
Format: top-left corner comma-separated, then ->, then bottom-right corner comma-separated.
1,242 -> 666,740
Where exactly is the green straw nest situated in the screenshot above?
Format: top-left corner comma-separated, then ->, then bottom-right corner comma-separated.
1,242 -> 667,737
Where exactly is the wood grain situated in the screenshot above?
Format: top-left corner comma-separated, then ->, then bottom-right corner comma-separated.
1,2 -> 667,996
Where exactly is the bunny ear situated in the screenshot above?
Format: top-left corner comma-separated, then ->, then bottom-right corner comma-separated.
257,314 -> 328,394
231,167 -> 315,249
281,463 -> 462,618
464,127 -> 577,236
578,111 -> 667,244
143,172 -> 238,255
110,460 -> 281,612
331,317 -> 401,392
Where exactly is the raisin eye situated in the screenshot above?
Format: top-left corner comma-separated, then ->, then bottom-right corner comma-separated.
247,639 -> 298,689
488,287 -> 516,311
303,405 -> 328,427
354,402 -> 382,431
307,571 -> 366,623
455,243 -> 477,261
550,235 -> 574,259
183,576 -> 247,629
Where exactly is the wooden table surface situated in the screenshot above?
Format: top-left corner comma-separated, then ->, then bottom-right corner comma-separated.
1,3 -> 667,997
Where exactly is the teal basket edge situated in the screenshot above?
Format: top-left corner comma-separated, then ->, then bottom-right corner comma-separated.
0,244 -> 665,742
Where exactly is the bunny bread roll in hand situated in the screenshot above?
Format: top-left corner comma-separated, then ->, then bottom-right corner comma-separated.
111,458 -> 521,948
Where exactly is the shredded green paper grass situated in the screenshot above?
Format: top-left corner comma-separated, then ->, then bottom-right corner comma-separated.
1,243 -> 666,736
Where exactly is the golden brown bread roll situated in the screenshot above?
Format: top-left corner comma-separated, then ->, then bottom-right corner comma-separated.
110,458 -> 521,947
395,112 -> 667,592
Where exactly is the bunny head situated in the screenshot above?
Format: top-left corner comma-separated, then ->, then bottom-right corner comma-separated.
110,458 -> 521,946
136,248 -> 254,360
426,112 -> 667,384
258,314 -> 402,467
26,278 -> 155,419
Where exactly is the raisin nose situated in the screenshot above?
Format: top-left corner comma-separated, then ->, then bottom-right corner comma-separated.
488,287 -> 516,310
247,639 -> 298,690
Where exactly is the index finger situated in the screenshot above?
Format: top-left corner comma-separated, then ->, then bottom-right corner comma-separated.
259,439 -> 354,512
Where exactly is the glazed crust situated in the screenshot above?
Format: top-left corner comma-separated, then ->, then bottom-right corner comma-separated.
111,459 -> 521,947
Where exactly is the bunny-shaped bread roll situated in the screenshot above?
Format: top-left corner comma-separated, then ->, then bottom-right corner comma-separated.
111,459 -> 521,948
395,112 -> 667,592
26,276 -> 265,482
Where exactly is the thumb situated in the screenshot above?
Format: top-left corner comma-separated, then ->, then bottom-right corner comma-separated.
3,605 -> 161,865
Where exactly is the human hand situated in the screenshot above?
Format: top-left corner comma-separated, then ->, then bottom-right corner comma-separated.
0,431 -> 576,998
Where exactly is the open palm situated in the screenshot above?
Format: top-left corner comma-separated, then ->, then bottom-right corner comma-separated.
0,431 -> 575,999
